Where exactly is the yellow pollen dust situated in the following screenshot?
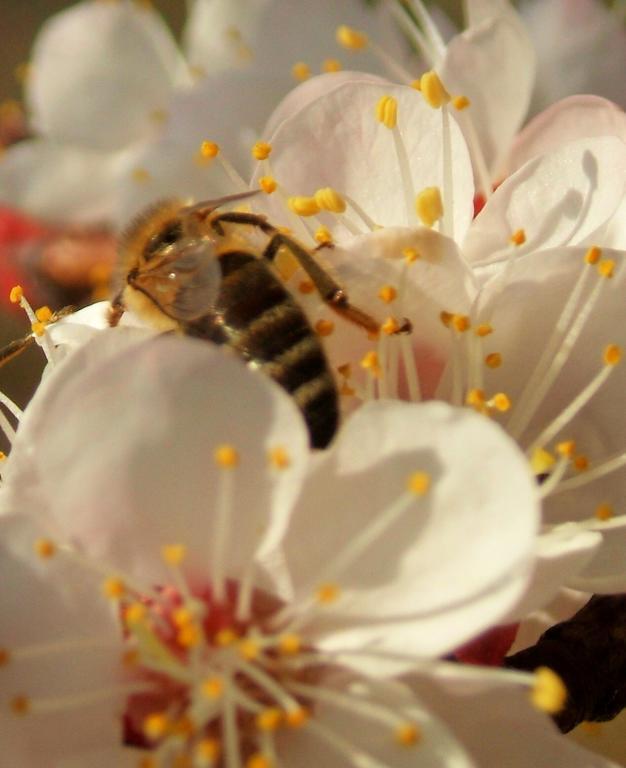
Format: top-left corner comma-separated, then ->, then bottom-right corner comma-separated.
138,757 -> 157,768
314,225 -> 333,245
415,187 -> 443,228
122,649 -> 139,667
259,176 -> 277,194
381,317 -> 401,335
375,95 -> 398,129
598,259 -> 615,279
574,455 -> 589,472
298,280 -> 314,294
314,186 -> 346,213
31,321 -> 46,337
131,167 -> 151,184
452,95 -> 471,110
9,285 -> 23,304
196,739 -> 220,762
585,246 -> 602,265
278,633 -> 302,655
402,246 -> 420,263
595,503 -> 614,521
287,196 -> 320,217
556,440 -> 576,458
489,393 -> 511,412
246,753 -> 273,768
35,306 -> 52,322
239,638 -> 261,660
125,602 -> 148,624
285,707 -> 309,728
475,323 -> 493,337
395,722 -> 422,746
510,229 -> 526,246
604,344 -> 621,366
256,707 -> 283,732
323,58 -> 342,73
440,311 -> 453,328
291,61 -> 311,81
10,695 -> 30,716
485,352 -> 502,369
143,712 -> 170,740
360,350 -> 381,377
268,446 -> 291,469
201,677 -> 224,700
336,25 -> 368,50
531,447 -> 556,475
177,623 -> 202,648
252,141 -> 272,161
162,543 -> 187,566
200,140 -> 220,159
33,538 -> 56,559
531,667 -> 567,714
172,607 -> 194,627
419,71 -> 450,108
102,576 -> 126,600
214,444 -> 239,468
466,388 -> 486,408
315,319 -> 335,337
451,314 -> 471,333
410,79 -> 421,91
215,628 -> 238,646
0,648 -> 10,666
407,471 -> 431,496
315,582 -> 341,604
378,284 -> 397,303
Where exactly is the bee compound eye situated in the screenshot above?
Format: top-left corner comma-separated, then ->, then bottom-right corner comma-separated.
144,220 -> 183,261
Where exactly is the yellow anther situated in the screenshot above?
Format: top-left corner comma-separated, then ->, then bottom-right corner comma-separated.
415,187 -> 443,228
378,284 -> 397,303
161,543 -> 187,566
251,141 -> 272,161
381,317 -> 401,335
278,633 -> 302,655
584,246 -> 602,265
323,58 -> 342,73
419,71 -> 450,108
268,446 -> 291,469
177,623 -> 201,648
0,648 -> 10,666
143,712 -> 170,740
407,471 -> 431,496
35,306 -> 52,322
0,451 -> 6,460
531,447 -> 556,475
31,322 -> 46,337
595,503 -> 614,521
196,739 -> 220,762
172,607 -> 194,627
33,538 -> 56,559
201,677 -> 224,700
214,444 -> 239,468
603,344 -> 621,366
451,314 -> 470,333
475,323 -> 493,337
485,352 -> 502,369
10,695 -> 30,716
410,79 -> 421,91
200,140 -> 219,159
287,196 -> 320,217
556,440 -> 576,458
291,61 -> 311,81
298,279 -> 314,294
395,722 -> 421,746
466,388 -> 486,408
215,628 -> 238,646
259,175 -> 277,194
510,229 -> 526,246
125,602 -> 147,624
452,95 -> 471,110
402,246 -> 420,263
574,455 -> 589,472
239,638 -> 261,660
131,167 -> 151,183
315,582 -> 341,604
102,576 -> 126,600
256,708 -> 283,732
246,754 -> 273,768
315,319 -> 335,336
375,95 -> 398,129
9,285 -> 23,304
122,649 -> 139,667
314,187 -> 346,213
598,259 -> 615,279
360,350 -> 381,377
490,393 -> 511,412
531,667 -> 567,714
285,706 -> 309,728
336,24 -> 368,50
314,225 -> 333,245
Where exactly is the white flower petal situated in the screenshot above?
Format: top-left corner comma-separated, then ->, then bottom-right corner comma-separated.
464,137 -> 626,267
27,0 -> 187,151
283,400 -> 538,656
569,519 -> 626,594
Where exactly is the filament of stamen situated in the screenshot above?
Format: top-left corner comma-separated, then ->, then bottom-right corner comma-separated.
305,717 -> 388,768
440,105 -> 454,238
211,453 -> 237,603
0,389 -> 23,421
400,333 -> 421,401
223,677 -> 243,768
10,683 -> 152,716
537,454 -> 571,499
549,452 -> 626,495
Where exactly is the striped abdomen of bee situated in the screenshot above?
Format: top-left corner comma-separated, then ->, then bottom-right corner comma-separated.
185,250 -> 338,450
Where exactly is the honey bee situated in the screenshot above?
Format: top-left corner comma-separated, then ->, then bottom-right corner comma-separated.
110,191 -> 381,449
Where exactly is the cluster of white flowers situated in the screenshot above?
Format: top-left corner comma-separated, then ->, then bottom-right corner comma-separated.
0,1 -> 624,767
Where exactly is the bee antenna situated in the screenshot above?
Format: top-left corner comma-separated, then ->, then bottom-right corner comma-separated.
182,190 -> 261,216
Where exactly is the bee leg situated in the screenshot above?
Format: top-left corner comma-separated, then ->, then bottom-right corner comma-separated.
262,233 -> 381,336
208,212 -> 275,237
108,295 -> 125,327
0,335 -> 36,368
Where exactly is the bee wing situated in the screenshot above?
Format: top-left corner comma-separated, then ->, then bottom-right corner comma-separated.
132,239 -> 222,322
